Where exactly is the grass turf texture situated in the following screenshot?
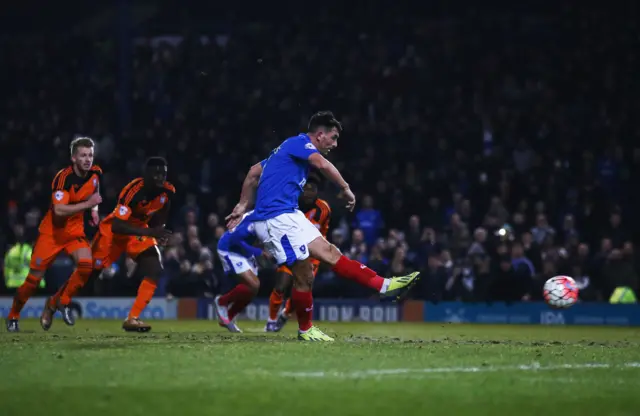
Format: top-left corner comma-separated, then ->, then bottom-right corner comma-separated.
2,320 -> 640,416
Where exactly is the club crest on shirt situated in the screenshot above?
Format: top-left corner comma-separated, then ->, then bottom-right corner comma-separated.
54,191 -> 64,201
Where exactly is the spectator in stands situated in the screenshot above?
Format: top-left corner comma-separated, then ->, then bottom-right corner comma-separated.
353,195 -> 384,247
347,229 -> 368,264
531,214 -> 556,246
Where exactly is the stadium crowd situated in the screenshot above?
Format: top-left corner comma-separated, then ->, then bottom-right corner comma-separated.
1,5 -> 639,303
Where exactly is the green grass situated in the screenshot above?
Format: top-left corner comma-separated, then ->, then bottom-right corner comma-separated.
2,320 -> 640,415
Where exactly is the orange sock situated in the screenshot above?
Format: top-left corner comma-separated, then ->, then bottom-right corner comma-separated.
284,298 -> 293,316
128,278 -> 157,319
8,274 -> 42,320
269,289 -> 284,320
58,260 -> 93,306
49,281 -> 69,308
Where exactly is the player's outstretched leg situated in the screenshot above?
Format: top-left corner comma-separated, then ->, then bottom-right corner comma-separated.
42,245 -> 94,330
215,270 -> 259,333
290,259 -> 333,342
308,237 -> 420,302
122,248 -> 162,332
266,268 -> 292,332
6,271 -> 44,332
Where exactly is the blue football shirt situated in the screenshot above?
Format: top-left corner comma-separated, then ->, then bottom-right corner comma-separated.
250,133 -> 319,221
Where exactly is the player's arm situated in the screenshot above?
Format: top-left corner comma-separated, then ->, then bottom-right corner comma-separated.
235,162 -> 263,211
92,165 -> 103,212
225,222 -> 263,257
226,162 -> 263,227
308,153 -> 349,190
52,192 -> 101,217
53,199 -> 98,217
111,218 -> 157,237
239,241 -> 264,258
308,153 -> 355,211
91,173 -> 100,214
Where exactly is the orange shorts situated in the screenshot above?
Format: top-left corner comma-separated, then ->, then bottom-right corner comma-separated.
30,233 -> 90,271
91,232 -> 158,269
277,259 -> 320,277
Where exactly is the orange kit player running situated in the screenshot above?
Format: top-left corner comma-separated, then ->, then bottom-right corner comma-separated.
6,137 -> 102,333
89,157 -> 173,332
265,174 -> 330,332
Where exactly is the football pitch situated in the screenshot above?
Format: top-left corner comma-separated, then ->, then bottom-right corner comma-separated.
2,320 -> 640,415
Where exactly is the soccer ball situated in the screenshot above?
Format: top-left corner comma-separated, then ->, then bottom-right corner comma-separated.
543,276 -> 579,308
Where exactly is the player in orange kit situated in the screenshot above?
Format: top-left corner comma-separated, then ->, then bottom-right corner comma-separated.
92,157 -> 174,332
265,174 -> 330,332
6,137 -> 102,332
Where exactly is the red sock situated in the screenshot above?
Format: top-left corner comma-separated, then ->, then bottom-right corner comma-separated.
219,283 -> 253,307
227,284 -> 255,320
8,274 -> 42,320
291,288 -> 313,331
332,255 -> 385,291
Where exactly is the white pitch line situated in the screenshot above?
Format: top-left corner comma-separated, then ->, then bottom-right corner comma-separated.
274,362 -> 640,379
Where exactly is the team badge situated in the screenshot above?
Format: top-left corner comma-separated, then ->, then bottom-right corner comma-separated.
305,143 -> 316,150
160,196 -> 166,204
119,206 -> 129,216
300,245 -> 306,253
54,191 -> 64,201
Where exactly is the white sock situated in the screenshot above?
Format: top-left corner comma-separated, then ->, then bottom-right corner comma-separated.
380,279 -> 391,294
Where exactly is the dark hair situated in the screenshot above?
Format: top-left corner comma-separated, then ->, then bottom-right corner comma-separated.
70,137 -> 95,156
307,172 -> 323,189
308,111 -> 343,133
146,156 -> 168,169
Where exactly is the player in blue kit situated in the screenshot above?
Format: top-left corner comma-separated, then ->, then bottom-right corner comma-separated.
214,211 -> 267,333
226,111 -> 419,341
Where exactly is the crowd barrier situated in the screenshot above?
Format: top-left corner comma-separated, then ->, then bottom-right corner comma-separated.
1,297 -> 639,326
0,297 -> 177,320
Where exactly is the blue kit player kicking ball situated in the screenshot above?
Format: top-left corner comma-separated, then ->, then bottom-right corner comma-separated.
226,111 -> 419,341
215,211 -> 269,333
